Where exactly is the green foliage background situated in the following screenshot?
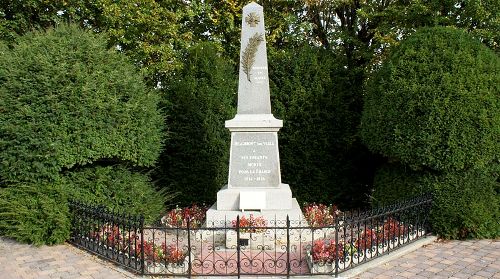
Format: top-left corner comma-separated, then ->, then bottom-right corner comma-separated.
0,25 -> 164,183
157,42 -> 236,205
362,27 -> 500,238
0,183 -> 70,245
362,27 -> 499,173
63,166 -> 167,223
372,164 -> 500,239
269,46 -> 377,207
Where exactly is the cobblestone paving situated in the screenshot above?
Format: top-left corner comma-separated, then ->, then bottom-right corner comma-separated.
355,239 -> 500,279
1,237 -> 498,278
0,238 -> 140,279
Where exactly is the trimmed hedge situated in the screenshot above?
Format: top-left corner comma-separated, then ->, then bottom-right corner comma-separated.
64,166 -> 168,224
0,25 -> 167,244
361,27 -> 499,172
156,42 -> 236,205
0,183 -> 70,245
363,26 -> 500,238
0,24 -> 164,184
372,164 -> 500,239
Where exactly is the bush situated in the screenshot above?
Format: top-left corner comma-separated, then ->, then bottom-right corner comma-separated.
370,163 -> 428,206
0,183 -> 70,245
362,27 -> 500,238
0,25 -> 168,244
269,46 -> 376,207
0,24 -> 164,184
64,166 -> 168,224
372,164 -> 500,239
156,42 -> 236,205
361,27 -> 499,172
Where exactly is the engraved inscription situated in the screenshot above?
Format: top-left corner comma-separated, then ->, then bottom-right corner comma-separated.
252,66 -> 267,84
229,133 -> 280,188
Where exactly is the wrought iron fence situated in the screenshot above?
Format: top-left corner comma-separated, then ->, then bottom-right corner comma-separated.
68,194 -> 432,277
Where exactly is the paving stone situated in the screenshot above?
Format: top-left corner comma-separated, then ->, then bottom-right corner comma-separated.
2,237 -> 499,278
452,272 -> 474,279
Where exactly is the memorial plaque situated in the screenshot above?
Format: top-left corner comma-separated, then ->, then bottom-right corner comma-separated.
228,132 -> 280,188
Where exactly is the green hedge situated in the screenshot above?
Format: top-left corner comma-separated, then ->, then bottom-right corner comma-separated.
269,46 -> 375,207
361,27 -> 499,173
64,166 -> 168,224
362,27 -> 500,238
156,42 -> 236,205
0,24 -> 164,184
0,183 -> 70,245
0,25 -> 168,244
372,164 -> 500,239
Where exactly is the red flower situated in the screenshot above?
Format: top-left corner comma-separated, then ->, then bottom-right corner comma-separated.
356,228 -> 378,250
303,203 -> 340,227
161,204 -> 208,228
312,239 -> 344,264
231,214 -> 267,233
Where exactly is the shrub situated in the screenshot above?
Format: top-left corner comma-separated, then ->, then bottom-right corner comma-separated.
63,166 -> 168,224
156,42 -> 236,205
0,24 -> 164,184
371,164 -> 500,239
361,27 -> 499,172
269,45 -> 376,208
362,27 -> 500,238
0,25 -> 167,244
0,183 -> 70,245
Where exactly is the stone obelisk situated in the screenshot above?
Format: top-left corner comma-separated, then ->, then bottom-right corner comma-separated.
206,2 -> 302,225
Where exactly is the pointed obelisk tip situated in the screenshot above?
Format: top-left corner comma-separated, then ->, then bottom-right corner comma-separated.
244,2 -> 262,9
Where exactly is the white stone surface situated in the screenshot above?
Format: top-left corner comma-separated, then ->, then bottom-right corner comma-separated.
225,114 -> 282,131
239,191 -> 266,210
227,132 -> 281,188
216,183 -> 293,210
237,2 -> 271,114
206,197 -> 304,227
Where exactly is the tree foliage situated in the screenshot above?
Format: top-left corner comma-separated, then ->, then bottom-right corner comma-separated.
157,42 -> 236,205
0,0 -> 191,87
300,0 -> 499,67
361,27 -> 499,172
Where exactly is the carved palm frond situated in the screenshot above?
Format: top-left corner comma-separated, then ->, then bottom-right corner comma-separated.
241,33 -> 264,82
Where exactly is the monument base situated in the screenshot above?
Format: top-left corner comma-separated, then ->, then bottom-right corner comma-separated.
205,198 -> 304,227
216,183 -> 293,210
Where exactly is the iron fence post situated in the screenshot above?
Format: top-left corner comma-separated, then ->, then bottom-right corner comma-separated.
187,218 -> 192,278
236,215 -> 240,278
140,215 -> 145,276
286,215 -> 290,278
335,214 -> 339,278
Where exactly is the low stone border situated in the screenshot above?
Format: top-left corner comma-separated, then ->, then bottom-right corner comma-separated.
338,235 -> 438,278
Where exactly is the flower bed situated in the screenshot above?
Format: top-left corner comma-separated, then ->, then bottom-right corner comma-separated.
132,240 -> 189,274
160,204 -> 208,228
303,203 -> 340,227
307,217 -> 420,273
